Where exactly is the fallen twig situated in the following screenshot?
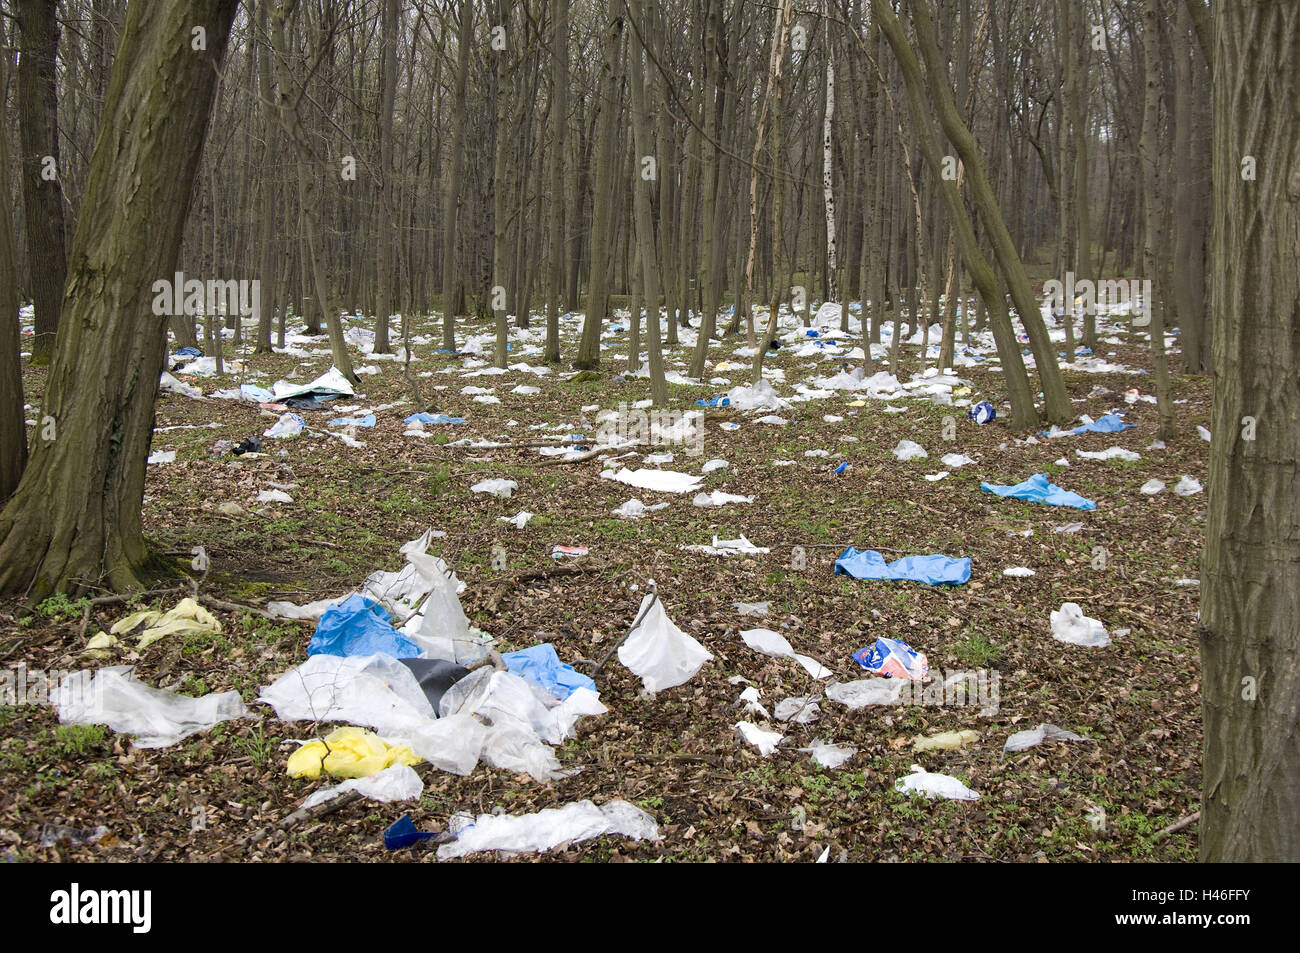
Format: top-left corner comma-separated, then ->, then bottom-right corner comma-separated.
1155,811 -> 1200,838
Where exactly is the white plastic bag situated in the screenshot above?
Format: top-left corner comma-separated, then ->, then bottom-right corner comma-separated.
735,721 -> 783,756
302,763 -> 423,810
740,628 -> 831,679
825,678 -> 906,708
437,799 -> 660,859
1050,602 -> 1111,647
1003,723 -> 1088,753
618,595 -> 713,693
894,765 -> 980,801
55,666 -> 248,748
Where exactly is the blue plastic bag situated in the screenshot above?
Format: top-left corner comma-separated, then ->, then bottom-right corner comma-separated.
834,547 -> 971,586
1068,413 -> 1131,435
501,643 -> 598,700
308,595 -> 422,659
327,414 -> 376,428
852,637 -> 929,679
696,396 -> 731,408
384,815 -> 435,850
981,473 -> 1096,510
404,412 -> 467,425
969,401 -> 996,424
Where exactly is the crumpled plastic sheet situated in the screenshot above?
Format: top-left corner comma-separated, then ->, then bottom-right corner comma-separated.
600,467 -> 703,494
740,628 -> 831,678
735,721 -> 783,756
301,763 -> 423,810
1050,603 -> 1111,647
894,765 -> 981,801
111,597 -> 221,651
618,595 -> 713,693
501,643 -> 598,701
825,678 -> 907,708
1004,723 -> 1088,753
308,595 -> 421,660
724,379 -> 790,411
159,371 -> 203,398
271,366 -> 355,400
851,637 -> 929,679
800,740 -> 857,769
437,799 -> 661,859
54,666 -> 248,748
287,725 -> 421,779
1058,413 -> 1133,436
470,478 -> 517,498
834,547 -> 972,586
893,439 -> 928,461
980,473 -> 1097,510
263,412 -> 306,439
774,696 -> 820,724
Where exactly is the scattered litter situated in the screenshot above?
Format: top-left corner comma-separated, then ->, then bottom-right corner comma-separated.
893,439 -> 928,461
327,413 -> 376,428
701,459 -> 729,473
551,545 -> 588,559
1003,723 -> 1088,753
775,696 -> 820,724
1002,567 -> 1035,577
833,461 -> 850,474
600,467 -> 703,494
914,729 -> 979,752
263,412 -> 305,439
735,721 -> 783,756
499,511 -> 533,529
470,479 -> 518,498
834,548 -> 971,586
217,501 -> 245,516
800,740 -> 857,769
232,436 -> 262,455
737,686 -> 770,719
1173,476 -> 1203,496
159,372 -> 203,399
825,678 -> 906,708
1050,602 -> 1111,647
941,453 -> 976,467
384,814 -> 436,850
611,498 -> 669,519
852,637 -> 928,680
436,799 -> 660,859
111,598 -> 221,651
1076,446 -> 1140,462
924,471 -> 949,482
404,412 -> 467,425
54,667 -> 248,748
692,490 -> 754,507
257,489 -> 293,503
1051,413 -> 1133,436
968,401 -> 996,424
39,824 -> 113,848
146,450 -> 176,465
1140,478 -> 1165,495
894,765 -> 980,801
288,726 -> 421,780
308,595 -> 420,660
1053,522 -> 1084,533
618,595 -> 713,693
734,601 -> 769,617
740,628 -> 832,679
272,367 -> 355,401
981,473 -> 1096,510
681,535 -> 769,556
1197,425 -> 1212,442
302,763 -> 423,810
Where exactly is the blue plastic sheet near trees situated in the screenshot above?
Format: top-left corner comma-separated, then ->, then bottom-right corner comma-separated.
834,548 -> 972,585
980,473 -> 1097,510
308,595 -> 421,659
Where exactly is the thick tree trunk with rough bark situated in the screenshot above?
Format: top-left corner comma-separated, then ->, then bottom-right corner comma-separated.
16,0 -> 67,366
0,15 -> 23,501
0,0 -> 240,599
1199,0 -> 1300,863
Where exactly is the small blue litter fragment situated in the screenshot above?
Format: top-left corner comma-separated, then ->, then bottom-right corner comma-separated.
804,329 -> 820,338
501,643 -> 598,700
981,473 -> 1096,510
175,346 -> 203,358
1075,347 -> 1093,355
697,396 -> 731,407
969,401 -> 996,424
308,595 -> 421,659
384,815 -> 435,850
404,412 -> 467,425
833,461 -> 850,474
834,547 -> 971,586
327,414 -> 376,428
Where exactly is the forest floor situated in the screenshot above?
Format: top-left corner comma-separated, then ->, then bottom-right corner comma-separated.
0,305 -> 1209,862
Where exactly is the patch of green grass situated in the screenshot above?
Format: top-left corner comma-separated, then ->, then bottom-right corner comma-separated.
236,723 -> 274,765
954,631 -> 1002,666
35,593 -> 91,622
52,724 -> 108,759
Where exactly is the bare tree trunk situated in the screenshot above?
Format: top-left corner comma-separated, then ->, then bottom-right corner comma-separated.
16,0 -> 68,366
0,0 -> 240,599
372,0 -> 399,355
441,0 -> 473,350
0,15 -> 24,500
1200,0 -> 1300,863
544,0 -> 568,364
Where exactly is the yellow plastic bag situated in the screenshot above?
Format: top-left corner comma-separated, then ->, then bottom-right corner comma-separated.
110,597 -> 221,650
287,726 -> 421,780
